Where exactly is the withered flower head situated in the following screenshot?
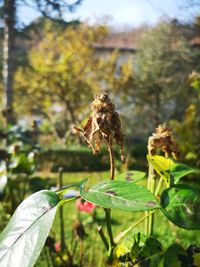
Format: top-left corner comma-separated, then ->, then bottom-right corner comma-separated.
73,220 -> 87,240
77,93 -> 125,163
147,123 -> 179,159
188,71 -> 200,84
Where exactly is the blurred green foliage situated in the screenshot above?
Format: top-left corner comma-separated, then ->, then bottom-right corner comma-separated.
0,17 -> 200,166
13,20 -> 133,143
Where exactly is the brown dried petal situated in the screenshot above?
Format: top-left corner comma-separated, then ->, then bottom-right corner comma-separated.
76,93 -> 125,162
83,116 -> 93,140
148,124 -> 179,159
83,116 -> 103,154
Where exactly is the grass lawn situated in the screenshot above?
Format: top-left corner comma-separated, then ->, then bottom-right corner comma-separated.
36,171 -> 200,267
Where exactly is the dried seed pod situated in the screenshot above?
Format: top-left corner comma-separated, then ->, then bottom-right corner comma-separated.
76,92 -> 125,163
148,123 -> 179,159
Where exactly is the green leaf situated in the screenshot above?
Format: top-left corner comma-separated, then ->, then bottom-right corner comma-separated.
117,171 -> 146,183
0,190 -> 60,267
114,232 -> 163,266
147,156 -> 200,185
187,245 -> 200,266
164,244 -> 188,267
161,184 -> 200,229
147,155 -> 173,186
80,180 -> 160,212
133,252 -> 163,267
170,163 -> 199,184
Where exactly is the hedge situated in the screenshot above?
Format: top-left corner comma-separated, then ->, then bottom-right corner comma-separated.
36,141 -> 147,172
37,146 -> 119,172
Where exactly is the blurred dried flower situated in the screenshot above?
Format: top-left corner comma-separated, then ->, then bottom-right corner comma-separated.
188,71 -> 200,84
73,219 -> 87,240
148,124 -> 179,159
75,92 -> 125,163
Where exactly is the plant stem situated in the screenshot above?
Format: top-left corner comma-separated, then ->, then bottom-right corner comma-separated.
105,209 -> 115,247
145,164 -> 152,234
155,177 -> 163,197
79,239 -> 84,267
49,247 -> 56,267
144,211 -> 149,235
148,173 -> 156,235
58,167 -> 65,252
108,141 -> 115,180
148,216 -> 153,236
115,210 -> 156,243
145,163 -> 155,236
103,140 -> 115,263
104,208 -> 115,262
97,226 -> 109,250
57,168 -> 74,264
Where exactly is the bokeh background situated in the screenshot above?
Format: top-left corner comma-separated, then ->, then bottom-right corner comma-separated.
0,0 -> 200,266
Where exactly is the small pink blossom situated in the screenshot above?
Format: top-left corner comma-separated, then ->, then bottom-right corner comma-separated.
54,241 -> 61,252
76,199 -> 96,213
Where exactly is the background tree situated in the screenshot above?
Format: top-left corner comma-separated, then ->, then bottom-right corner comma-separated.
14,20 -> 133,143
1,0 -> 82,126
128,21 -> 196,135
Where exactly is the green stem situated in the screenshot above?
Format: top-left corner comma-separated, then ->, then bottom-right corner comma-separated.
104,208 -> 115,263
79,239 -> 84,267
144,210 -> 149,235
58,167 -> 65,253
115,210 -> 156,243
145,164 -> 153,234
148,216 -> 153,236
148,175 -> 156,235
102,141 -> 115,264
155,177 -> 163,197
104,208 -> 115,247
97,226 -> 109,250
145,164 -> 156,236
108,141 -> 115,180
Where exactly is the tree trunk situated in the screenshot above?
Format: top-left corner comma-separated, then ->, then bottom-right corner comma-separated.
3,0 -> 16,125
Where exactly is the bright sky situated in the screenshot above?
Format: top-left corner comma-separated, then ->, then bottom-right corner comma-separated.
19,0 -> 199,28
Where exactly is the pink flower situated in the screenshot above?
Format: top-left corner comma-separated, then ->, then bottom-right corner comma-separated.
76,199 -> 96,213
54,241 -> 61,252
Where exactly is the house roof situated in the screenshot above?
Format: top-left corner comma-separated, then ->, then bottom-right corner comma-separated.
93,43 -> 136,52
93,31 -> 137,52
190,36 -> 200,46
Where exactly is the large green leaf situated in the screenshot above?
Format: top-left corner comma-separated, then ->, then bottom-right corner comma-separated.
170,163 -> 199,184
0,190 -> 60,267
164,244 -> 188,267
80,181 -> 160,212
161,184 -> 200,229
117,171 -> 146,183
147,155 -> 173,186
